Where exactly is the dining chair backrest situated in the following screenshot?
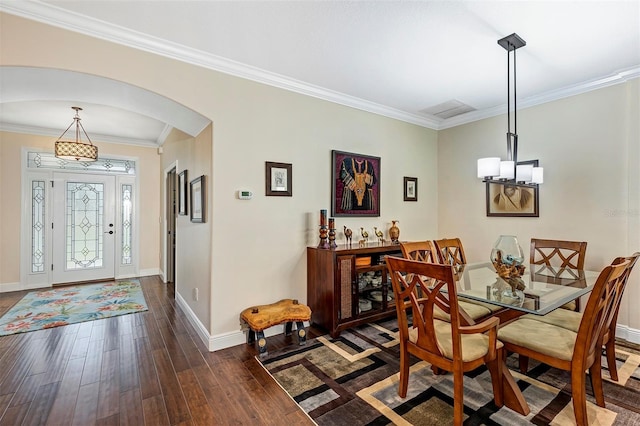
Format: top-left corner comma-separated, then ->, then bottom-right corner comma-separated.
400,240 -> 439,263
387,256 -> 461,356
575,259 -> 630,364
530,238 -> 587,270
433,237 -> 467,267
602,252 -> 640,340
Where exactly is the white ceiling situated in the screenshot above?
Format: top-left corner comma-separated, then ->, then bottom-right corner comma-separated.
1,1 -> 639,146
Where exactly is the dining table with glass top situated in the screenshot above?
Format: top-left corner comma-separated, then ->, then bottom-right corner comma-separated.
453,262 -> 601,315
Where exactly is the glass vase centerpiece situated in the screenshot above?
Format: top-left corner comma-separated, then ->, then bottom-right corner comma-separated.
490,235 -> 525,300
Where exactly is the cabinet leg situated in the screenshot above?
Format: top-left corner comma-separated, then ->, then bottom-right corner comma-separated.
257,331 -> 268,358
296,321 -> 307,345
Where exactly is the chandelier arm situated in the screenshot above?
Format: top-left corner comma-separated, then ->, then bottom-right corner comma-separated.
77,120 -> 94,145
514,41 -> 517,136
56,120 -> 76,141
506,41 -> 511,153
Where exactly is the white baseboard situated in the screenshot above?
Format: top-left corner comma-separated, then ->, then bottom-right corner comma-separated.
175,291 -> 213,349
174,292 -> 307,352
208,323 -> 305,352
616,324 -> 640,345
0,281 -> 50,293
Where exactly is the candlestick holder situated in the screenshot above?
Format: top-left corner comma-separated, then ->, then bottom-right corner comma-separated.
328,219 -> 337,248
318,225 -> 330,249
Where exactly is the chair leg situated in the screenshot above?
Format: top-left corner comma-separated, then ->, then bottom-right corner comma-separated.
589,361 -> 605,407
398,345 -> 409,398
605,338 -> 618,381
453,369 -> 464,426
571,368 -> 588,426
519,355 -> 530,374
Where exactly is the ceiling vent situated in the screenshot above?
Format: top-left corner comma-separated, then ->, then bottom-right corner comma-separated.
420,100 -> 476,119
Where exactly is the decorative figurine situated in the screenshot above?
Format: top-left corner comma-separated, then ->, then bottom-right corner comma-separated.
344,225 -> 353,245
389,220 -> 400,244
374,226 -> 385,243
359,227 -> 369,246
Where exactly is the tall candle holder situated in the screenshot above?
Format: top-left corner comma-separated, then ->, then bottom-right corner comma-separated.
318,226 -> 329,249
328,218 -> 337,248
318,209 -> 330,249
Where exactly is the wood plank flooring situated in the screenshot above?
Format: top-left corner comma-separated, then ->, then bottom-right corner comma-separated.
0,276 -> 319,425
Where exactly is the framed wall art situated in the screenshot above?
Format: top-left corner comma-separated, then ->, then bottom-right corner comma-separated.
178,170 -> 188,215
265,162 -> 292,196
486,160 -> 539,217
331,150 -> 380,217
190,175 -> 206,223
403,177 -> 418,201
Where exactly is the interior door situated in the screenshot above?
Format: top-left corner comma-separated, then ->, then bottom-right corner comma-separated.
52,173 -> 116,284
166,168 -> 176,288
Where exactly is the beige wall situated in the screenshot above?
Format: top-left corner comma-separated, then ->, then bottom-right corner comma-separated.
161,126 -> 213,328
0,13 -> 438,346
438,79 -> 640,337
0,131 -> 161,284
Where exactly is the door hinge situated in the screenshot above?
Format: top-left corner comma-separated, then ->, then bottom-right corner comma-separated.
51,180 -> 54,188
51,222 -> 54,229
51,264 -> 53,271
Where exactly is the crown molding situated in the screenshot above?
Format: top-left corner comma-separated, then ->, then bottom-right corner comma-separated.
0,1 -> 441,130
438,67 -> 640,130
156,124 -> 174,147
1,2 -> 638,132
0,122 -> 158,147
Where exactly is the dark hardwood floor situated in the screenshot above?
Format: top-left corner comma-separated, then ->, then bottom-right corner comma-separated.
0,276 -> 320,425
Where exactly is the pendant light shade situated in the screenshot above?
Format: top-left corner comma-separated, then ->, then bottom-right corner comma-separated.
54,107 -> 98,162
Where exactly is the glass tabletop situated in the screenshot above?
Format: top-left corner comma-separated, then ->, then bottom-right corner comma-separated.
453,262 -> 601,315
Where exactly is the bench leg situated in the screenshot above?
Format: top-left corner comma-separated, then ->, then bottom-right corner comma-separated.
256,330 -> 268,358
247,329 -> 256,344
285,321 -> 293,336
296,321 -> 307,345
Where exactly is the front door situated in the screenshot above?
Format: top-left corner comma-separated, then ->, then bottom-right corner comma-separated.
52,173 -> 116,284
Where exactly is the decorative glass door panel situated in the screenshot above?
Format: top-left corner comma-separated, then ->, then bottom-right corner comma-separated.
53,173 -> 115,284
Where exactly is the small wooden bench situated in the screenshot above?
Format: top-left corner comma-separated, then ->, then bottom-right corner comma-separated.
240,299 -> 311,357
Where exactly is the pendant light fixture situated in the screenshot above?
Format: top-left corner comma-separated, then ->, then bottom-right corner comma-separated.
54,106 -> 98,162
477,33 -> 543,185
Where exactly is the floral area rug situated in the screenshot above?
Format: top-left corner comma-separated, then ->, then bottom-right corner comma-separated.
0,280 -> 148,336
259,317 -> 640,425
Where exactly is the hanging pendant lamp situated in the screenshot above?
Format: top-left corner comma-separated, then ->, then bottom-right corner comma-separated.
477,33 -> 543,185
54,106 -> 98,162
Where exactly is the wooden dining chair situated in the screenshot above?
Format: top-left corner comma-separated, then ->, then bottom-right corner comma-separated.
530,238 -> 588,311
400,240 -> 493,323
400,240 -> 439,263
433,237 -> 467,267
386,256 -> 505,426
497,259 -> 630,426
518,252 -> 640,381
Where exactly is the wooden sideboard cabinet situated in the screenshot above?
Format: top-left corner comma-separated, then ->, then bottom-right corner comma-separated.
307,242 -> 404,337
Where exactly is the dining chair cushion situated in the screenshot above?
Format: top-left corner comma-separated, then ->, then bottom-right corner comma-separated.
521,309 -> 581,332
434,300 -> 493,322
409,320 -> 503,362
498,318 -> 576,361
560,300 -> 577,311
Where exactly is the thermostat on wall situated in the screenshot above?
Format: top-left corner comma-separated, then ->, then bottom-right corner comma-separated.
237,190 -> 253,200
